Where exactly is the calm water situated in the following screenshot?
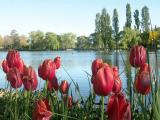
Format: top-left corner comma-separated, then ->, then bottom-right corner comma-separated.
0,50 -> 159,97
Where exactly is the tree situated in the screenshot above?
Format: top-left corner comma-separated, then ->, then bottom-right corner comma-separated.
134,9 -> 140,30
0,35 -> 4,49
112,9 -> 119,38
10,30 -> 20,49
95,13 -> 102,49
76,36 -> 89,49
3,35 -> 13,49
125,3 -> 132,28
60,33 -> 76,50
120,28 -> 141,49
28,31 -> 44,50
19,35 -> 28,48
141,6 -> 150,32
112,8 -> 119,66
100,8 -> 112,50
112,9 -> 119,48
45,32 -> 59,50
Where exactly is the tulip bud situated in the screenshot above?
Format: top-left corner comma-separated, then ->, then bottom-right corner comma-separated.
47,76 -> 59,91
107,93 -> 131,120
134,71 -> 151,95
93,64 -> 114,96
54,56 -> 61,69
32,99 -> 52,120
63,95 -> 73,108
6,50 -> 21,67
7,68 -> 22,88
22,66 -> 38,91
38,59 -> 56,81
129,45 -> 146,67
92,59 -> 103,76
38,64 -> 43,78
60,80 -> 69,94
112,66 -> 122,93
2,60 -> 10,73
139,63 -> 151,74
4,50 -> 24,73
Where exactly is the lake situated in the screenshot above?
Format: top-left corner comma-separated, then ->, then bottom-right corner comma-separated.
0,50 -> 159,97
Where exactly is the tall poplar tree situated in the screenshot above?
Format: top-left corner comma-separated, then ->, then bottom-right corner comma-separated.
125,3 -> 132,28
100,8 -> 112,50
112,9 -> 119,41
141,6 -> 150,32
95,13 -> 102,49
134,9 -> 140,30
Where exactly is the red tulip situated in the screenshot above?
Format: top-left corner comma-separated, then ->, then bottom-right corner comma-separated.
54,56 -> 61,69
92,59 -> 103,76
60,80 -> 69,94
6,50 -> 24,72
2,60 -> 10,73
139,63 -> 151,74
32,99 -> 52,120
38,59 -> 56,81
112,67 -> 122,93
107,93 -> 131,120
6,50 -> 21,67
38,64 -> 43,78
129,45 -> 146,67
47,76 -> 58,91
7,68 -> 22,88
134,71 -> 151,95
63,95 -> 73,108
93,64 -> 114,96
22,66 -> 38,91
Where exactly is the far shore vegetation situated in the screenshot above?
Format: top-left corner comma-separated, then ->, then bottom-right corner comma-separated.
0,4 -> 159,51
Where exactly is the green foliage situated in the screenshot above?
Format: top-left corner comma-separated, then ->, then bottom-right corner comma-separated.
120,28 -> 141,49
112,9 -> 119,38
0,35 -> 4,49
60,33 -> 76,50
100,8 -> 112,50
125,3 -> 132,28
94,8 -> 112,50
141,6 -> 150,32
45,32 -> 59,50
10,30 -> 20,49
76,36 -> 89,49
29,30 -> 45,50
134,9 -> 140,30
95,13 -> 102,49
112,8 -> 119,52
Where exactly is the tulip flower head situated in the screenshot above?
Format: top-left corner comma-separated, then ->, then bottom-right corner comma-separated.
139,63 -> 151,74
129,45 -> 146,67
107,93 -> 131,120
47,76 -> 59,91
22,66 -> 38,91
6,50 -> 24,72
112,67 -> 122,94
32,99 -> 52,120
54,56 -> 61,69
7,67 -> 23,89
60,80 -> 69,94
134,71 -> 151,95
2,50 -> 24,73
63,95 -> 73,109
91,58 -> 103,76
2,60 -> 10,73
38,59 -> 56,81
93,64 -> 114,96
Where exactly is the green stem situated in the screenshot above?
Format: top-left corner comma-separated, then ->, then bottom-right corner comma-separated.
101,96 -> 104,120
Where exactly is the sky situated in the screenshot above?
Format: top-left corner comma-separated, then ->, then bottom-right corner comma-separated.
0,0 -> 159,36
